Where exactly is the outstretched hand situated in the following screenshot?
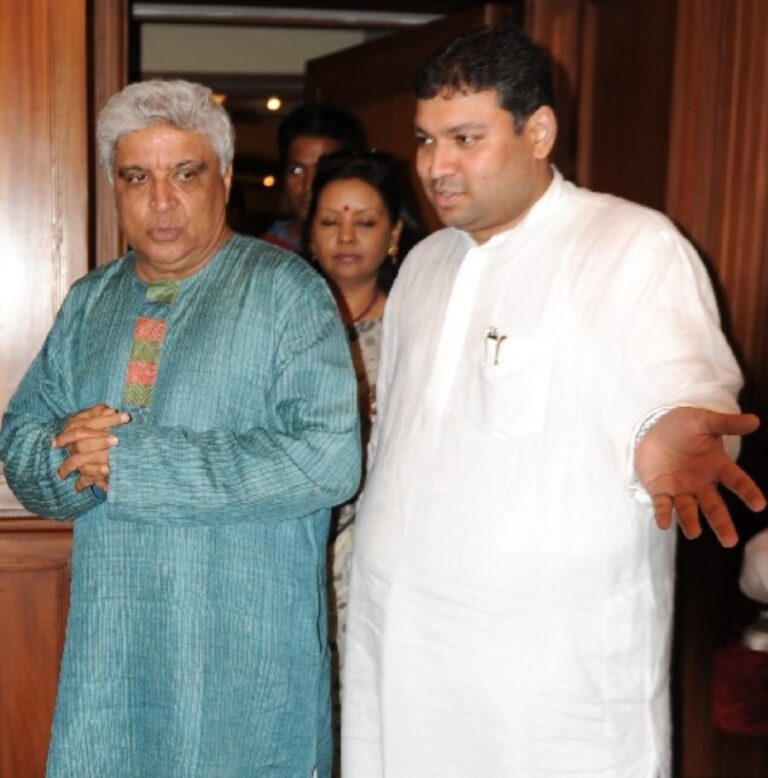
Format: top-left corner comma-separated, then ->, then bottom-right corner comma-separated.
635,407 -> 765,547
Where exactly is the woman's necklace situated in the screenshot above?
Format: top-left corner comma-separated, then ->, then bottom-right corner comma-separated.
350,288 -> 382,323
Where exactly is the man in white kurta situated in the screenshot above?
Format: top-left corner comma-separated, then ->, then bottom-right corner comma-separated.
342,26 -> 764,778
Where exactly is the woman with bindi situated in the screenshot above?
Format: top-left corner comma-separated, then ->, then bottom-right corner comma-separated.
305,149 -> 405,766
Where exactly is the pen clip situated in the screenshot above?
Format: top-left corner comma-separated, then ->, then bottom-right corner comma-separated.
484,327 -> 507,365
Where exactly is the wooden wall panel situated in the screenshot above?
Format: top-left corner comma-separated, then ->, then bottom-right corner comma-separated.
525,0 -> 585,182
667,0 -> 768,420
527,0 -> 676,210
0,0 -> 88,513
576,0 -> 677,210
0,521 -> 72,778
666,2 -> 768,776
92,0 -> 130,266
0,0 -> 88,406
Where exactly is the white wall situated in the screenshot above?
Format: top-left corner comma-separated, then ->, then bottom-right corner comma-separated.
141,24 -> 367,74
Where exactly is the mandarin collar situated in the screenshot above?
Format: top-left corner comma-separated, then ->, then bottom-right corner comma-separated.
456,165 -> 564,251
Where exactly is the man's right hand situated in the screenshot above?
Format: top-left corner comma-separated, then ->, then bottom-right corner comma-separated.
53,405 -> 131,492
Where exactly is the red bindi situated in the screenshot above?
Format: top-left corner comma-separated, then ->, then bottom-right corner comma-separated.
343,205 -> 350,210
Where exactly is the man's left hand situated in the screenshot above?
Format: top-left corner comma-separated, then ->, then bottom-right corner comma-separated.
635,407 -> 766,547
53,405 -> 130,493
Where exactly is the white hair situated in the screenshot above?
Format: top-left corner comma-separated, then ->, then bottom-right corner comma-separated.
96,79 -> 235,182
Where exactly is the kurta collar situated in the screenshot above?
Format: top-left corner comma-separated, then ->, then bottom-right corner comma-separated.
129,233 -> 238,290
454,165 -> 564,251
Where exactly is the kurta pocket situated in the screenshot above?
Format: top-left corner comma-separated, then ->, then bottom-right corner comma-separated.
472,336 -> 554,438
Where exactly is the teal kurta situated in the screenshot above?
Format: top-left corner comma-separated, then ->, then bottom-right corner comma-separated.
0,235 -> 361,777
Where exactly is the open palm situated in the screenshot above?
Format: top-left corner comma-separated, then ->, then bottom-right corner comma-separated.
635,407 -> 765,547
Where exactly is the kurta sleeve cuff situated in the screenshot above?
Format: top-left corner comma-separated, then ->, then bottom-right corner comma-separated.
0,418 -> 106,519
626,404 -> 678,504
625,403 -> 743,503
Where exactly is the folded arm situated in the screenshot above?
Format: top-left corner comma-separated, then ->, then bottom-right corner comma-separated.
104,281 -> 361,525
0,309 -> 111,519
1,263 -> 361,525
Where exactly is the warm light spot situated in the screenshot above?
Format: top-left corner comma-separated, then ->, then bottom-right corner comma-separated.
266,96 -> 282,112
212,92 -> 227,105
263,175 -> 276,188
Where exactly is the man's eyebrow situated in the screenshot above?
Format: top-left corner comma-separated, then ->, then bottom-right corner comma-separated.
175,159 -> 206,170
415,121 -> 488,135
117,164 -> 146,177
444,122 -> 488,133
117,159 -> 207,177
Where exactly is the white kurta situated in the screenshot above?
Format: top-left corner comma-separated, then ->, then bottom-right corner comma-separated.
342,170 -> 742,777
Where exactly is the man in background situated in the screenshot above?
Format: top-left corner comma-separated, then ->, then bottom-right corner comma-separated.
342,26 -> 765,777
262,102 -> 366,252
0,79 -> 360,777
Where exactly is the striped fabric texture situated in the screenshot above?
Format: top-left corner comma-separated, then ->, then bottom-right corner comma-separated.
0,236 -> 361,776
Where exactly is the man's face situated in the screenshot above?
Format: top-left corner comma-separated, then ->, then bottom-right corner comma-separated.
113,124 -> 232,282
284,135 -> 342,225
415,89 -> 553,244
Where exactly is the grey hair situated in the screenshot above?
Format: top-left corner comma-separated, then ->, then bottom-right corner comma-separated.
96,79 -> 235,182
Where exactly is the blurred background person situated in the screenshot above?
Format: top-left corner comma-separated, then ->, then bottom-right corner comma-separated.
262,103 -> 366,253
305,149 -> 425,770
711,527 -> 768,739
741,527 -> 768,604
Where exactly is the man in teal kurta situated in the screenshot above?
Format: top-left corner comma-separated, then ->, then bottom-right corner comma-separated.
0,80 -> 360,777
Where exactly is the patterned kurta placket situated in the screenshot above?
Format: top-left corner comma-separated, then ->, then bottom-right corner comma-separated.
123,280 -> 180,409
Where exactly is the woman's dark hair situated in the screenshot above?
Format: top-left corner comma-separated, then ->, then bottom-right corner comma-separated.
304,150 -> 426,292
306,150 -> 401,225
414,26 -> 555,132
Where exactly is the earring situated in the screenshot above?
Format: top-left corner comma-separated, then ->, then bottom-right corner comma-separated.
387,243 -> 399,258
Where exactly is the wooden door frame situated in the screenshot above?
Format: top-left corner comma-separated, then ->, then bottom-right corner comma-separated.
91,0 -> 130,266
